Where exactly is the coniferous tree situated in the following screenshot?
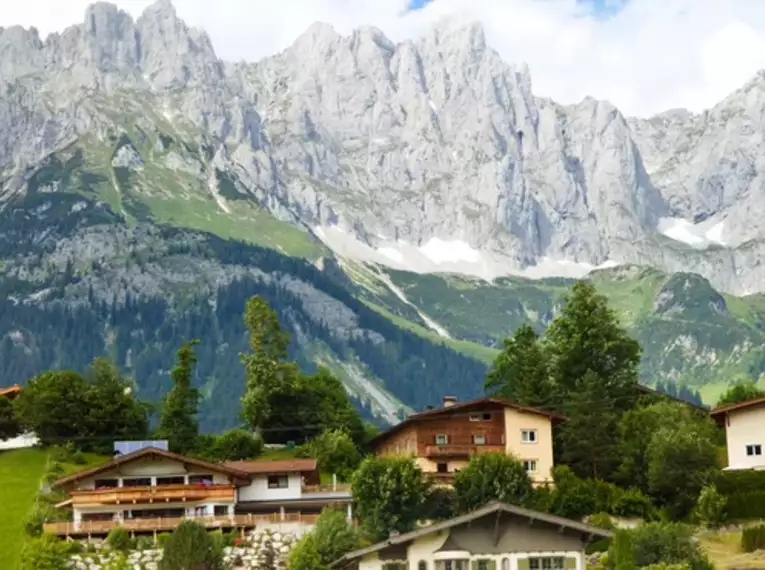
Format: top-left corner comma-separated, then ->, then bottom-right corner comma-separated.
484,324 -> 554,408
157,340 -> 201,454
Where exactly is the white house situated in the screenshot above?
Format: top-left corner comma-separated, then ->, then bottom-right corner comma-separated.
331,501 -> 611,570
46,446 -> 352,538
711,396 -> 765,470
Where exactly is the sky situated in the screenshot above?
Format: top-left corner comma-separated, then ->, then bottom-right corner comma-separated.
2,0 -> 765,117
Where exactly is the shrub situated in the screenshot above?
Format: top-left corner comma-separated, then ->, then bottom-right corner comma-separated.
297,429 -> 361,481
741,524 -> 765,553
611,488 -> 655,519
608,523 -> 713,570
694,485 -> 727,529
159,520 -> 222,570
724,491 -> 765,520
70,450 -> 87,465
20,533 -> 70,570
157,532 -> 172,548
716,469 -> 765,495
136,535 -> 155,551
423,486 -> 458,521
589,513 -> 616,531
24,504 -> 50,537
212,428 -> 263,461
107,527 -> 133,552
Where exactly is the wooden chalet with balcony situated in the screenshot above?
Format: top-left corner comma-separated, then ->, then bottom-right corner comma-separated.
370,396 -> 564,485
45,445 -> 352,538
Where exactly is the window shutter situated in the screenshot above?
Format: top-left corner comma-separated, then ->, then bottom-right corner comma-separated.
518,559 -> 530,570
564,557 -> 577,569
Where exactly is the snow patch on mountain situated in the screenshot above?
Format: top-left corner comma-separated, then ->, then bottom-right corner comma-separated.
313,225 -> 621,281
658,217 -> 728,248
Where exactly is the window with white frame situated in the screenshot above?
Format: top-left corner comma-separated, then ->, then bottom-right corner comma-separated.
435,434 -> 449,445
746,444 -> 763,456
473,434 -> 486,445
523,459 -> 538,473
529,557 -> 565,570
502,559 -> 511,570
418,562 -> 428,570
470,413 -> 482,422
521,429 -> 538,443
476,560 -> 491,570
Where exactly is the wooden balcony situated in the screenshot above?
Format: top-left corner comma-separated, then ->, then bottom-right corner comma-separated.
44,512 -> 321,537
70,484 -> 235,506
425,444 -> 505,458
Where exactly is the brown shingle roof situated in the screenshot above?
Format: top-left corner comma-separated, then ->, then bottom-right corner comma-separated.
222,458 -> 318,474
330,501 -> 612,567
369,397 -> 565,449
710,395 -> 765,417
54,447 -> 251,487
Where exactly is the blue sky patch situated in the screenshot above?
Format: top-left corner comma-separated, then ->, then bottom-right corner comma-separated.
407,0 -> 629,18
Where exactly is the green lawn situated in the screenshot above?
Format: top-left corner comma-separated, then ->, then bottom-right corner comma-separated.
0,448 -> 49,570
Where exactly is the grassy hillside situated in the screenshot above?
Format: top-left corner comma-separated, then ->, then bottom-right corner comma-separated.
0,448 -> 49,569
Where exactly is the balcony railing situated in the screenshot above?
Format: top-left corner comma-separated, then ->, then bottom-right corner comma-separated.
70,484 -> 236,506
425,444 -> 505,457
44,512 -> 321,536
301,483 -> 351,494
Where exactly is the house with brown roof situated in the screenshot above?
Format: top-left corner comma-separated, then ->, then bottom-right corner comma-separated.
331,500 -> 611,570
370,396 -> 564,486
45,445 -> 352,538
710,396 -> 765,470
0,384 -> 22,400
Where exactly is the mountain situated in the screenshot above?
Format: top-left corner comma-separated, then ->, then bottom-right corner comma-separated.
2,1 -> 765,421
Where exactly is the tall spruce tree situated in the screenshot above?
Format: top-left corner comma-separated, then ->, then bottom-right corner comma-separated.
157,340 -> 201,454
240,296 -> 296,432
484,324 -> 554,408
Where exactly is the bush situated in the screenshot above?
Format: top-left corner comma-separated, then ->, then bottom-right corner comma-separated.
694,485 -> 727,529
20,533 -> 70,570
723,491 -> 765,520
159,520 -> 223,570
107,527 -> 133,552
588,513 -> 616,531
70,450 -> 87,465
136,535 -> 155,551
296,429 -> 361,481
212,428 -> 263,461
611,488 -> 655,519
423,486 -> 458,521
157,532 -> 172,548
716,470 -> 765,495
608,523 -> 713,570
741,524 -> 765,553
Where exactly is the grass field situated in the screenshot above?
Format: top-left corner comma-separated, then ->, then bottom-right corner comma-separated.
0,448 -> 49,570
699,528 -> 765,569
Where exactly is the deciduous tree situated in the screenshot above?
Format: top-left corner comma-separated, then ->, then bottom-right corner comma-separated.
716,383 -> 765,407
0,395 -> 20,440
351,456 -> 430,541
453,452 -> 533,513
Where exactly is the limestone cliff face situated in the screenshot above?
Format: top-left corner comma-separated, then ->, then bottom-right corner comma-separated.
2,0 -> 765,293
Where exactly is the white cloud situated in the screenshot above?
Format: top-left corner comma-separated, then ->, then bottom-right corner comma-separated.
2,0 -> 765,117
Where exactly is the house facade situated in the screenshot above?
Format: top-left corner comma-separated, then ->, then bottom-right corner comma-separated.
331,501 -> 611,570
711,396 -> 765,470
46,446 -> 351,537
370,397 -> 563,485
0,384 -> 39,450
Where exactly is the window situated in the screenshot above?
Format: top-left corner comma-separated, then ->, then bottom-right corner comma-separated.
189,474 -> 214,485
521,429 -> 537,443
419,562 -> 428,570
267,475 -> 289,489
122,477 -> 151,487
437,462 -> 449,473
746,444 -> 763,456
476,561 -> 491,570
473,434 -> 486,445
435,434 -> 449,445
436,561 -> 469,570
502,559 -> 511,570
529,557 -> 565,570
470,414 -> 481,422
523,459 -> 538,473
382,564 -> 407,570
94,479 -> 118,489
156,476 -> 185,486
214,505 -> 229,516
482,412 -> 492,420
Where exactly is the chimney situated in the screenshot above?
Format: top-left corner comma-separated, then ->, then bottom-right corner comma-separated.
443,396 -> 457,408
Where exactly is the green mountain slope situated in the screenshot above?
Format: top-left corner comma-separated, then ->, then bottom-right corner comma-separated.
352,264 -> 765,403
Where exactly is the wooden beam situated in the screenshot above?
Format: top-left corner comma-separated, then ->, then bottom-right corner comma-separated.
493,510 -> 502,546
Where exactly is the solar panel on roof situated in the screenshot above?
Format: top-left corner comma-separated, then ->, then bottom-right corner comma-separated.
113,440 -> 169,455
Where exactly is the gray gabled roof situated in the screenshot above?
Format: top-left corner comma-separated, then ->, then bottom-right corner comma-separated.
331,501 -> 612,567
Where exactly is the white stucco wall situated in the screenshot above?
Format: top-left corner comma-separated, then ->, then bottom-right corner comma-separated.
725,406 -> 765,469
237,473 -> 304,502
